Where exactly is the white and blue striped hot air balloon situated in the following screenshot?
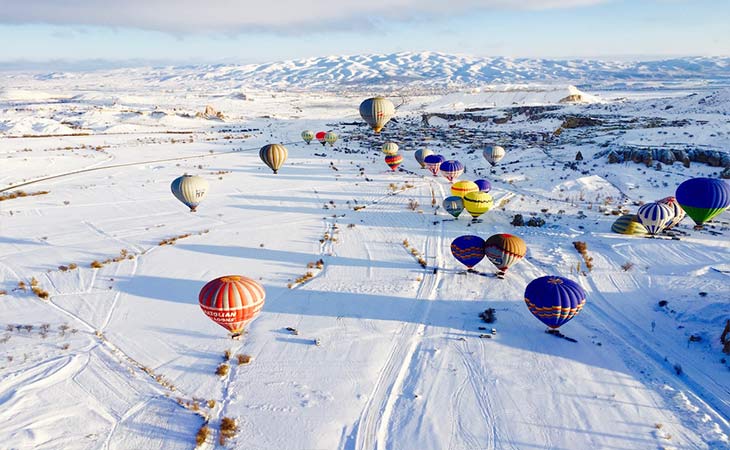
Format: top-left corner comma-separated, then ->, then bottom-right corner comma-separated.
637,202 -> 673,235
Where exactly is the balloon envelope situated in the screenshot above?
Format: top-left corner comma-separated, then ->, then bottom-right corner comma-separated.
382,142 -> 399,156
199,275 -> 265,336
385,154 -> 403,171
463,191 -> 493,218
424,154 -> 445,176
443,196 -> 464,218
524,276 -> 586,329
325,131 -> 338,146
484,233 -> 526,273
483,145 -> 506,166
451,235 -> 485,269
440,160 -> 464,183
316,131 -> 327,145
301,130 -> 314,144
415,149 -> 434,168
675,177 -> 730,226
451,180 -> 479,198
359,97 -> 395,133
259,144 -> 288,174
474,179 -> 492,192
637,202 -> 673,235
171,174 -> 209,212
611,214 -> 648,235
657,196 -> 686,229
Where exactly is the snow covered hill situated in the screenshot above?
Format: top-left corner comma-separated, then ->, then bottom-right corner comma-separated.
15,52 -> 730,91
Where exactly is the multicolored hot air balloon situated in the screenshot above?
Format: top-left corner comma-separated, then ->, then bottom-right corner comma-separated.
657,196 -> 686,229
385,154 -> 403,171
484,233 -> 526,277
301,130 -> 314,144
474,179 -> 492,193
415,149 -> 434,169
198,275 -> 265,338
450,235 -> 485,269
381,142 -> 399,156
443,196 -> 464,218
675,177 -> 730,227
316,131 -> 327,146
424,154 -> 445,176
451,180 -> 479,198
463,191 -> 493,219
359,97 -> 395,133
440,160 -> 464,183
524,276 -> 586,329
483,145 -> 506,166
259,144 -> 288,174
611,214 -> 648,235
637,202 -> 673,235
171,174 -> 209,212
325,131 -> 338,146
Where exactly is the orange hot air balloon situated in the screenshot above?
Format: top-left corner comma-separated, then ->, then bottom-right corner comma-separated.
198,275 -> 265,338
385,154 -> 403,171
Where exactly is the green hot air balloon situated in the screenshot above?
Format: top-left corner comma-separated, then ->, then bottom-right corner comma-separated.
301,130 -> 314,144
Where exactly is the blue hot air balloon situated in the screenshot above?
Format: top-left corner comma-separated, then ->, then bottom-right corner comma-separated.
524,276 -> 586,329
675,177 -> 730,227
439,160 -> 464,183
443,196 -> 464,218
637,202 -> 673,235
450,235 -> 485,269
424,154 -> 445,176
474,179 -> 492,193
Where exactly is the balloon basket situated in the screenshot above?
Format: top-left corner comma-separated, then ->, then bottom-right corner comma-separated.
230,331 -> 244,340
496,271 -> 505,279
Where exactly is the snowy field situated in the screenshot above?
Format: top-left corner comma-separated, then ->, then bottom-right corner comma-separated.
0,67 -> 729,450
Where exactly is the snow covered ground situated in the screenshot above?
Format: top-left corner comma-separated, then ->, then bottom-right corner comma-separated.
0,65 -> 729,450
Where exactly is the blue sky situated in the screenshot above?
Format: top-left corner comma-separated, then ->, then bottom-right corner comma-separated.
0,0 -> 727,65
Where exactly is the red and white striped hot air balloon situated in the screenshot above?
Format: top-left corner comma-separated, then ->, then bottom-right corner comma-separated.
198,275 -> 265,338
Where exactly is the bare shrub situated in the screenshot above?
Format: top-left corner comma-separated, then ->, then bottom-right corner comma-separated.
219,417 -> 238,444
237,354 -> 252,365
215,363 -> 230,377
195,425 -> 210,447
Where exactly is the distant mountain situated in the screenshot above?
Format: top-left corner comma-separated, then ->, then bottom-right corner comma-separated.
19,52 -> 730,91
137,52 -> 730,89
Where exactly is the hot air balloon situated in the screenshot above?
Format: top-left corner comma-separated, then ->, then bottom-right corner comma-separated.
301,130 -> 314,144
450,235 -> 485,270
316,131 -> 327,146
171,174 -> 209,212
637,202 -> 673,235
359,97 -> 395,133
657,196 -> 686,229
443,196 -> 464,218
325,131 -> 338,146
474,179 -> 492,193
382,142 -> 399,156
415,149 -> 434,169
385,154 -> 403,171
199,275 -> 265,338
483,145 -> 506,166
424,154 -> 445,176
675,177 -> 730,227
463,191 -> 493,219
611,214 -> 648,235
484,233 -> 526,278
451,180 -> 479,198
440,160 -> 464,183
259,144 -> 288,174
524,276 -> 586,329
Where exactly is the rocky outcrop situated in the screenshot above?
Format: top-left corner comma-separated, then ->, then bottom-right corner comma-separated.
561,116 -> 603,129
604,147 -> 730,168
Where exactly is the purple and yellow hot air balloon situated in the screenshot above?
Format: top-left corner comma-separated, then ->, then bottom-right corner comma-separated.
439,160 -> 464,183
524,276 -> 586,329
675,177 -> 730,228
424,154 -> 445,176
450,235 -> 485,270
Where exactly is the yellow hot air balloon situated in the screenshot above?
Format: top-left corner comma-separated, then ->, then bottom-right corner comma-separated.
451,180 -> 479,198
382,142 -> 399,156
324,131 -> 338,146
259,144 -> 288,174
301,130 -> 314,144
359,97 -> 395,133
463,191 -> 493,219
171,174 -> 209,212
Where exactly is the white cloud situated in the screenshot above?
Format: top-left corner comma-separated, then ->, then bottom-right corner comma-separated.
0,0 -> 610,33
